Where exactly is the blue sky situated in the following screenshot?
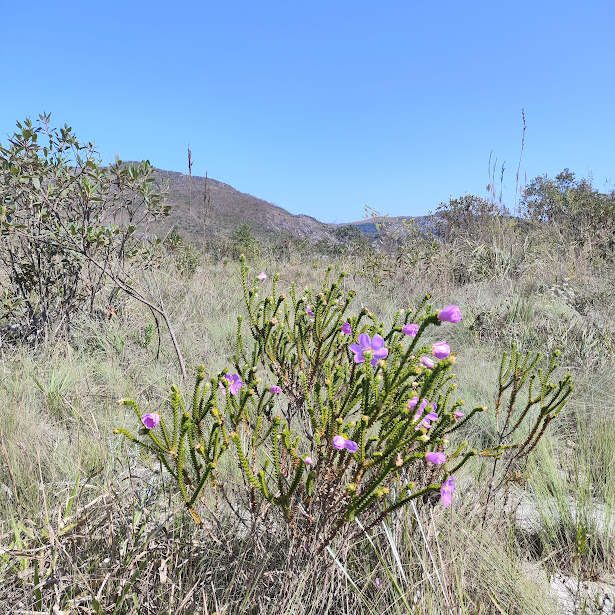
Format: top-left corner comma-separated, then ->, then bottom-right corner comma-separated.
1,0 -> 613,223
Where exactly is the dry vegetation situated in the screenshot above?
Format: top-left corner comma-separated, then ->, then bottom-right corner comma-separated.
1,205 -> 615,615
1,120 -> 614,613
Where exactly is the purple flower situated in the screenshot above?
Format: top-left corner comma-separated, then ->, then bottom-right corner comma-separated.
416,412 -> 438,430
258,271 -> 267,282
344,439 -> 359,453
411,398 -> 430,421
432,340 -> 450,360
304,456 -> 313,466
269,385 -> 282,394
219,373 -> 244,395
408,396 -> 419,410
402,323 -> 419,337
454,411 -> 464,419
341,321 -> 352,335
421,356 -> 435,369
332,435 -> 346,450
438,305 -> 462,323
441,476 -> 455,507
306,306 -> 315,317
332,435 -> 358,453
425,451 -> 446,464
374,577 -> 383,588
142,412 -> 161,429
349,334 -> 389,367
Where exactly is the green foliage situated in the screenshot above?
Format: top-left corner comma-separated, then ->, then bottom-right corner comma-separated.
164,227 -> 202,277
117,260 -> 572,555
231,223 -> 260,258
359,207 -> 440,286
522,169 -> 615,259
481,345 -> 574,520
436,194 -> 507,242
0,114 -> 169,343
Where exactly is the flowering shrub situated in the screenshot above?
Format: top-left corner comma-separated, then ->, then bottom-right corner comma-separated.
116,258 -> 573,552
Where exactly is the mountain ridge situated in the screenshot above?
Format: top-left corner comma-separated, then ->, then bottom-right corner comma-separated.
138,164 -> 429,243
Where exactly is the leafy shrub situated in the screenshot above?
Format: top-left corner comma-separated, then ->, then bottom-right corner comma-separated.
0,114 -> 169,343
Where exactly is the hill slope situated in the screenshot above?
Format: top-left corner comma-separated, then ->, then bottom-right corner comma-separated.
151,168 -> 337,243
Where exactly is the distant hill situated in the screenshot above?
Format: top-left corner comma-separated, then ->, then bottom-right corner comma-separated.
141,165 -> 432,243
148,167 -> 337,243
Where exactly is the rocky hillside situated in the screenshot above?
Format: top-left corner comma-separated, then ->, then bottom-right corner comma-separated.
150,167 -> 337,243
140,165 -> 433,244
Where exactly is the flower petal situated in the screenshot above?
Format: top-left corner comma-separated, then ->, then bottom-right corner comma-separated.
438,305 -> 462,323
349,344 -> 365,362
371,334 -> 384,351
372,347 -> 388,360
358,333 -> 371,350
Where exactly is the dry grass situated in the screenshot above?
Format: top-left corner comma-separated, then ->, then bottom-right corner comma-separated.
1,223 -> 614,614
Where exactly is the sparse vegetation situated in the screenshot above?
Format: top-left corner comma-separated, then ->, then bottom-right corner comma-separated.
1,121 -> 614,613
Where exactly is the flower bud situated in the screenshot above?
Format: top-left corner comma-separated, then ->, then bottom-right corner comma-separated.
425,451 -> 446,464
402,324 -> 419,337
438,305 -> 462,323
141,412 -> 161,429
432,340 -> 451,359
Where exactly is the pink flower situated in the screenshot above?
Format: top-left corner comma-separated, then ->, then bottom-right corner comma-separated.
258,272 -> 267,282
344,439 -> 359,453
304,456 -> 313,466
438,305 -> 462,323
416,412 -> 438,430
332,435 -> 346,450
349,333 -> 389,366
332,435 -> 358,453
219,373 -> 244,395
421,356 -> 435,369
411,398 -> 431,421
374,577 -> 383,588
425,451 -> 446,464
341,321 -> 352,335
441,476 -> 455,507
402,324 -> 419,336
269,385 -> 282,394
142,412 -> 161,429
432,340 -> 450,359
454,411 -> 464,419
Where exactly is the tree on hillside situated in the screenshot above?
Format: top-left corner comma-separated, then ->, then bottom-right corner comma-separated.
521,169 -> 615,257
435,194 -> 507,242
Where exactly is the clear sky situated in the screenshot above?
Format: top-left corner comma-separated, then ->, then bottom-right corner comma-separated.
1,0 -> 613,223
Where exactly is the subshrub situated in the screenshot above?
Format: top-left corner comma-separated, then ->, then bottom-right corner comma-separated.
118,259 -> 573,559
